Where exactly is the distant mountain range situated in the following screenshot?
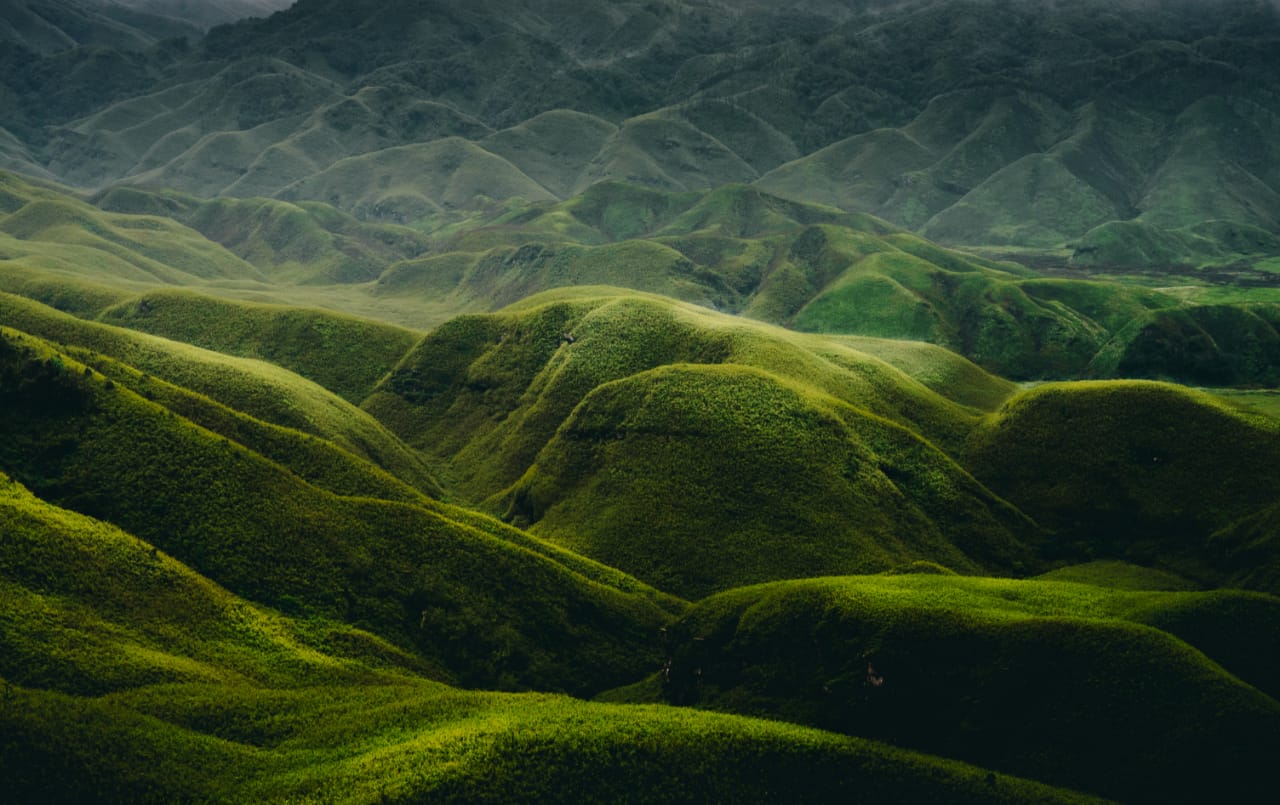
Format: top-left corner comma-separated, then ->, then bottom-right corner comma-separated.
3,0 -> 1279,266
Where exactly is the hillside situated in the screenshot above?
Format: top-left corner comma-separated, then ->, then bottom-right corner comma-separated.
5,0 -> 1280,799
1,0 -> 1278,266
11,167 -> 1280,387
2,470 -> 1102,803
622,573 -> 1280,804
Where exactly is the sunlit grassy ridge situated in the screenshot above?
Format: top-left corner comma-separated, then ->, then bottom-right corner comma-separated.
638,573 -> 1280,804
2,468 -> 1096,803
2,681 -> 1101,804
0,470 -> 434,694
0,291 -> 438,492
98,289 -> 421,403
10,167 -> 1280,388
0,327 -> 674,693
364,289 -> 1043,598
506,362 -> 1036,598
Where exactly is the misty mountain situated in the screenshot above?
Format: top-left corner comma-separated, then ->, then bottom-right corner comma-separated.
3,0 -> 1278,266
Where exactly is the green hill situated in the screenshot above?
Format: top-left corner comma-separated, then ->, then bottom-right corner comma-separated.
503,362 -> 1036,598
0,291 -> 438,492
639,573 -> 1280,804
2,467 -> 1100,803
0,326 -> 676,692
965,380 -> 1280,590
365,290 -> 1040,597
4,0 -> 1279,267
98,289 -> 421,403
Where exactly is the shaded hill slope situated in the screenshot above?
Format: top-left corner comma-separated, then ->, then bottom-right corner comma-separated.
635,573 -> 1280,804
965,380 -> 1280,591
1,468 -> 1097,803
0,324 -> 679,692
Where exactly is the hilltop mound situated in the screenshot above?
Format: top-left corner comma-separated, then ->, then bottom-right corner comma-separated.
643,574 -> 1280,804
98,289 -> 420,403
965,381 -> 1280,589
504,363 -> 1035,598
365,290 -> 1040,597
0,326 -> 677,692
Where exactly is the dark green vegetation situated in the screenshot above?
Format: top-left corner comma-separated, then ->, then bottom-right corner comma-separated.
628,574 -> 1280,804
6,0 -> 1280,268
6,0 -> 1280,801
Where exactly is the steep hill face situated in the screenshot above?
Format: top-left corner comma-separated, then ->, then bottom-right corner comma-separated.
2,0 -> 1278,265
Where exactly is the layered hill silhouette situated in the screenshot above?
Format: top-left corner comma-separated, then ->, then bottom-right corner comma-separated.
11,164 -> 1280,388
3,0 -> 1279,265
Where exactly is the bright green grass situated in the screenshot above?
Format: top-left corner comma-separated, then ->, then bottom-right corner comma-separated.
0,471 -> 435,694
1,680 -> 1101,804
645,573 -> 1280,804
1036,560 -> 1199,591
823,334 -> 1017,411
0,292 -> 438,492
1209,387 -> 1280,421
364,288 -> 999,540
0,329 -> 673,692
98,289 -> 422,403
0,469 -> 1095,803
506,362 -> 1036,598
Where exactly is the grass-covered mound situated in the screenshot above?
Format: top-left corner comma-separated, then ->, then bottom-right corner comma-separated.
0,171 -> 265,285
1087,304 -> 1280,387
0,327 -> 675,693
965,380 -> 1280,590
365,288 -> 990,498
98,289 -> 421,403
0,468 -> 1095,804
504,362 -> 1036,598
0,291 -> 439,493
2,681 -> 1101,804
641,574 -> 1280,804
0,470 -> 435,694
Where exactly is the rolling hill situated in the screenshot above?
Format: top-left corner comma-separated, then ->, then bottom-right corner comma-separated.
5,0 -> 1280,800
2,0 -> 1279,267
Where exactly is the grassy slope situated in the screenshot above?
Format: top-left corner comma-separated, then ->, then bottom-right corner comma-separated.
365,289 -> 1040,598
506,362 -> 1036,598
93,186 -> 434,284
0,326 -> 674,693
0,291 -> 439,494
0,171 -> 266,284
365,289 -> 993,494
965,380 -> 1280,591
1,471 -> 1095,803
636,573 -> 1280,804
3,683 -> 1098,804
98,289 -> 421,403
